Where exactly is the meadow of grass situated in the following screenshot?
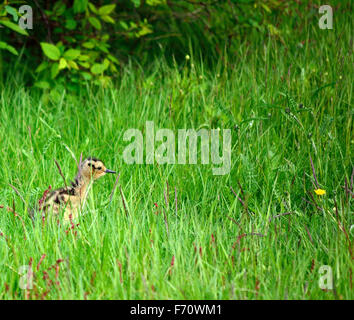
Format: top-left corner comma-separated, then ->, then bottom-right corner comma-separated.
0,10 -> 352,300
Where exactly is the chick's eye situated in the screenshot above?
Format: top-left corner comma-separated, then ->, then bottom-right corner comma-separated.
97,167 -> 102,170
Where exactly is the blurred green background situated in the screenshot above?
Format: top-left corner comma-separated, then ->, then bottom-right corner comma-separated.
0,0 -> 350,90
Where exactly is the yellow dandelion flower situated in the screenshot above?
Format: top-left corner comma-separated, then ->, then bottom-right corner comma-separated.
314,189 -> 326,196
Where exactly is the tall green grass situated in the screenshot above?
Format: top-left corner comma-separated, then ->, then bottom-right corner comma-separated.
0,9 -> 352,299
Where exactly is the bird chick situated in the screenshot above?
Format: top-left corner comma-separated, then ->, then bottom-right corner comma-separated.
40,157 -> 116,222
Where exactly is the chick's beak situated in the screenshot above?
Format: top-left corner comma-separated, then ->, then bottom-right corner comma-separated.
105,169 -> 116,174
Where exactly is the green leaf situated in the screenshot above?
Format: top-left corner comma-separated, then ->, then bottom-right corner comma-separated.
90,63 -> 108,74
53,1 -> 67,16
101,15 -> 115,24
136,25 -> 153,37
40,42 -> 61,60
68,60 -> 79,70
101,34 -> 110,41
131,0 -> 141,8
0,20 -> 28,36
78,61 -> 90,68
108,54 -> 119,64
50,89 -> 61,103
146,0 -> 166,5
63,49 -> 81,60
5,5 -> 18,22
88,2 -> 98,14
73,0 -> 88,13
65,19 -> 77,30
51,62 -> 60,79
120,21 -> 128,30
130,21 -> 137,28
103,58 -> 110,69
35,61 -> 48,73
58,58 -> 68,70
81,72 -> 92,80
97,44 -> 109,53
98,4 -> 116,15
110,63 -> 118,73
261,3 -> 271,13
78,54 -> 90,61
34,81 -> 50,89
88,17 -> 101,30
82,41 -> 95,49
0,41 -> 18,55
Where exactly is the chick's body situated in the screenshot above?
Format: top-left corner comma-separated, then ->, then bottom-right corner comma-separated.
41,157 -> 115,222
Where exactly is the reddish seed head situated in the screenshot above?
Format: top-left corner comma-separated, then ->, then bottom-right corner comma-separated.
211,233 -> 215,243
55,265 -> 60,279
170,255 -> 175,267
310,259 -> 315,272
37,254 -> 46,271
255,279 -> 260,292
169,256 -> 175,276
90,272 -> 96,286
116,260 -> 123,283
38,186 -> 52,211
